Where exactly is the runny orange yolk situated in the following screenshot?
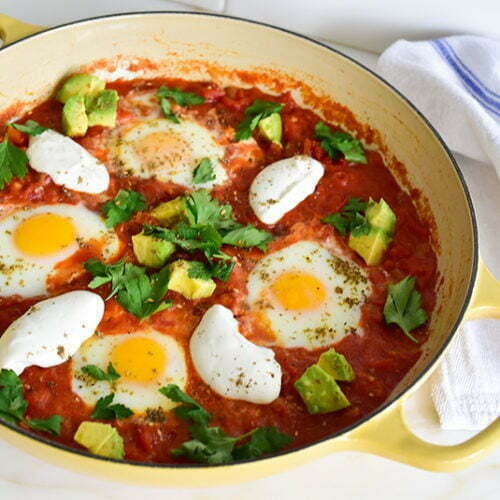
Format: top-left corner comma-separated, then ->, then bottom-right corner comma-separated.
110,337 -> 166,383
134,131 -> 191,171
14,213 -> 77,257
271,271 -> 327,311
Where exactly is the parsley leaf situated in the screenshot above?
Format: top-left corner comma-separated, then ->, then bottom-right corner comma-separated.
187,259 -> 235,282
383,276 -> 428,342
0,369 -> 27,425
159,97 -> 180,123
82,362 -> 120,382
26,415 -> 63,436
183,189 -> 236,229
159,384 -> 210,425
0,139 -> 28,190
84,259 -> 172,319
235,99 -> 284,141
102,189 -> 147,228
157,86 -> 205,106
321,197 -> 369,236
160,385 -> 292,464
314,122 -> 367,163
11,120 -> 48,136
222,225 -> 273,251
193,157 -> 216,184
91,393 -> 133,420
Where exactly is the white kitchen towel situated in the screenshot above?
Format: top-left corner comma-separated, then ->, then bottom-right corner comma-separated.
377,36 -> 500,430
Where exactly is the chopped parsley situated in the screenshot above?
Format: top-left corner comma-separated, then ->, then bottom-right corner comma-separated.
193,157 -> 216,184
321,197 -> 370,236
383,276 -> 428,342
84,259 -> 172,319
82,362 -> 120,382
11,120 -> 48,136
157,85 -> 205,122
235,99 -> 284,141
314,122 -> 367,163
187,259 -> 235,282
0,369 -> 63,435
160,384 -> 292,464
102,189 -> 147,228
91,393 -> 133,420
0,138 -> 28,190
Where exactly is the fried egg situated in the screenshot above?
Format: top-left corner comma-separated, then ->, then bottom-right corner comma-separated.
0,204 -> 120,297
247,241 -> 371,349
0,291 -> 104,374
71,329 -> 187,413
117,118 -> 228,188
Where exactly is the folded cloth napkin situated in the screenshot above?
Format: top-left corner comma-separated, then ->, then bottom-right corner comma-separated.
376,36 -> 500,430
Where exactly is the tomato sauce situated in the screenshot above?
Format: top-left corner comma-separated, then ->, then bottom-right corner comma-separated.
0,78 -> 437,463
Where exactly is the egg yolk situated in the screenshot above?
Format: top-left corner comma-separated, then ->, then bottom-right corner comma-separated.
14,213 -> 77,257
271,271 -> 327,311
134,131 -> 191,172
111,337 -> 166,383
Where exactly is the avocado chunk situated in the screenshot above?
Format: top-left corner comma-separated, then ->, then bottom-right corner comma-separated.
348,226 -> 391,266
151,197 -> 187,227
168,259 -> 216,299
366,198 -> 396,235
132,231 -> 175,268
86,90 -> 119,128
318,349 -> 355,382
294,365 -> 350,414
258,112 -> 282,144
62,94 -> 88,137
74,421 -> 124,459
56,74 -> 105,104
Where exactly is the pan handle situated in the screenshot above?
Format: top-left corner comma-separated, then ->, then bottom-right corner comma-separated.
464,258 -> 500,320
0,13 -> 44,45
344,397 -> 499,471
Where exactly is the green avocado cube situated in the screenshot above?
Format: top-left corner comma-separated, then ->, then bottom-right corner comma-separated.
62,94 -> 88,137
86,89 -> 119,128
258,112 -> 282,144
56,74 -> 105,104
151,197 -> 187,227
295,365 -> 350,414
74,421 -> 124,459
132,231 -> 175,268
348,226 -> 391,266
366,198 -> 396,235
168,259 -> 216,300
318,349 -> 355,382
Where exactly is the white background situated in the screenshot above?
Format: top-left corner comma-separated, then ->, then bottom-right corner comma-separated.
0,2 -> 499,499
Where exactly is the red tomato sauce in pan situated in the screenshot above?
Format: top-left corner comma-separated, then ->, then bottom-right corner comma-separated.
0,78 -> 437,463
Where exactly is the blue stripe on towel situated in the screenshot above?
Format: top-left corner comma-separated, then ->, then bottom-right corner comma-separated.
432,39 -> 500,117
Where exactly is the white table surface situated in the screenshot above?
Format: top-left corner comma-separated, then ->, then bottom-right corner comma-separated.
0,2 -> 499,499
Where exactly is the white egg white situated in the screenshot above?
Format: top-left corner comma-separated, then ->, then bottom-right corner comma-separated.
190,304 -> 282,404
27,130 -> 110,194
71,329 -> 187,413
0,204 -> 120,298
0,291 -> 104,374
247,241 -> 371,349
117,118 -> 227,188
249,155 -> 324,224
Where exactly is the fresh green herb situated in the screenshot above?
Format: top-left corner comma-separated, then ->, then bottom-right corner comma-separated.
383,276 -> 428,342
84,259 -> 172,319
159,97 -> 180,123
11,120 -> 48,136
314,122 -> 367,163
321,197 -> 369,236
193,157 -> 216,184
235,99 -> 284,141
26,415 -> 63,436
0,369 -> 63,435
102,189 -> 147,228
160,384 -> 292,464
183,189 -> 237,230
187,259 -> 235,282
221,225 -> 273,251
0,139 -> 28,190
91,394 -> 133,420
82,363 -> 120,382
